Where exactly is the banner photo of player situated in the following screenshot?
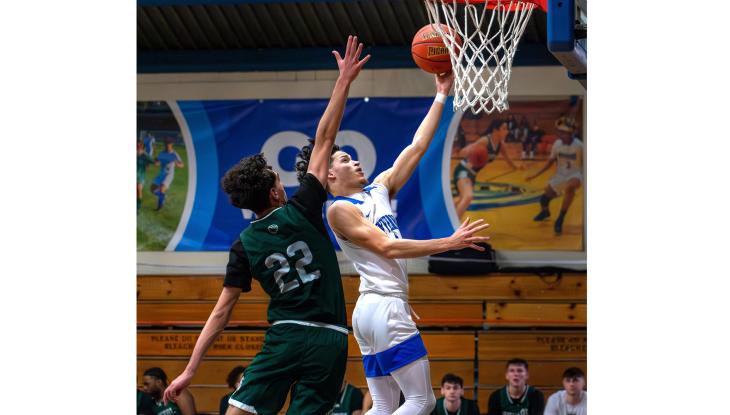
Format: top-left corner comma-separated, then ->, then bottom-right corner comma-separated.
134,97 -> 584,261
448,97 -> 584,251
137,101 -> 188,251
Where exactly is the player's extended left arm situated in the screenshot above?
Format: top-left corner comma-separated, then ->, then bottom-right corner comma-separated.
376,72 -> 454,197
162,286 -> 241,404
308,35 -> 370,185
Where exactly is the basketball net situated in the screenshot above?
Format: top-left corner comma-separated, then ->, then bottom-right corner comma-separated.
424,0 -> 539,114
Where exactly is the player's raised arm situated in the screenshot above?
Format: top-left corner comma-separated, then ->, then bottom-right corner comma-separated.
375,71 -> 454,198
308,35 -> 370,185
327,200 -> 489,259
162,285 -> 241,404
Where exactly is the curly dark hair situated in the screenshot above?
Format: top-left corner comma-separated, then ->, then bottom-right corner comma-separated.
221,153 -> 277,212
143,367 -> 168,386
295,140 -> 340,184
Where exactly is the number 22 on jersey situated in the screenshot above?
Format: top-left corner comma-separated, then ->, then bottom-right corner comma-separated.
264,241 -> 320,293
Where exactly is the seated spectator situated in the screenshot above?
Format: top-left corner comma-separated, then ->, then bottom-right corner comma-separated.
137,388 -> 155,415
487,358 -> 545,415
142,367 -> 196,415
523,124 -> 544,160
431,373 -> 480,415
544,367 -> 587,415
333,379 -> 365,415
220,365 -> 246,415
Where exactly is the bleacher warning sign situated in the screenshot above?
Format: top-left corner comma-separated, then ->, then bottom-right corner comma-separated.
137,332 -> 265,356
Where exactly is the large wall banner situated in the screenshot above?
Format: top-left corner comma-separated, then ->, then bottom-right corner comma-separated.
137,97 -> 584,253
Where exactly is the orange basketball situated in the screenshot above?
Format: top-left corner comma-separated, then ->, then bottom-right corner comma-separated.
411,24 -> 461,74
467,145 -> 488,169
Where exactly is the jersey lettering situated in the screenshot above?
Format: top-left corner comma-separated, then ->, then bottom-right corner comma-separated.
265,241 -> 320,294
375,214 -> 401,238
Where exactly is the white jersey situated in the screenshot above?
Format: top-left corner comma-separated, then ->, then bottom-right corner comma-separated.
544,390 -> 587,415
332,182 -> 409,297
550,139 -> 583,176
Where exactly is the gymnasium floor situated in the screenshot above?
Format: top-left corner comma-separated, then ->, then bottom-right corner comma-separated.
450,158 -> 584,251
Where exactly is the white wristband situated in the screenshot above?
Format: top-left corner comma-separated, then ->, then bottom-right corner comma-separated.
435,93 -> 447,104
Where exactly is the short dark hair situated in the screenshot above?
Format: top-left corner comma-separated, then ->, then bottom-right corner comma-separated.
506,358 -> 529,370
562,367 -> 585,380
295,140 -> 340,184
226,365 -> 246,388
441,373 -> 464,388
221,153 -> 277,212
143,367 -> 168,385
488,119 -> 508,134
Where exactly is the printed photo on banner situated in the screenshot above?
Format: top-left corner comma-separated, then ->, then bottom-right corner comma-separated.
137,101 -> 188,251
448,97 -> 584,251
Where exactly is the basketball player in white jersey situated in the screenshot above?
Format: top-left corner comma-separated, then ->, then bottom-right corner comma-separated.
526,116 -> 583,235
297,72 -> 490,415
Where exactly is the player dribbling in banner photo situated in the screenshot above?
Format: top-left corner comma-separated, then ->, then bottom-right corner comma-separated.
150,136 -> 184,211
161,36 -> 370,415
452,118 -> 522,219
299,71 -> 489,415
526,116 -> 583,235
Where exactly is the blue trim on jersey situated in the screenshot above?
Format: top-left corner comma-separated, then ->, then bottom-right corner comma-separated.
363,184 -> 377,192
333,196 -> 363,205
418,99 -> 456,237
362,354 -> 389,378
362,334 -> 428,378
175,101 -> 219,251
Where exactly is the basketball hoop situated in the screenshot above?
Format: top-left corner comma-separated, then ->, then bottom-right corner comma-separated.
424,0 -> 546,114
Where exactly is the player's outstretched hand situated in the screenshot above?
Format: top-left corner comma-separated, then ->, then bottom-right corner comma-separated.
333,35 -> 371,84
448,217 -> 490,251
435,71 -> 454,95
162,371 -> 193,405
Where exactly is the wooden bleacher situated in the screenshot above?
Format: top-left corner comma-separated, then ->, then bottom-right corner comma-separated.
137,273 -> 586,414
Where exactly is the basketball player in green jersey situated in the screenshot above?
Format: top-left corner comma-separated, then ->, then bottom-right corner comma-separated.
161,36 -> 370,415
486,359 -> 545,415
143,367 -> 196,415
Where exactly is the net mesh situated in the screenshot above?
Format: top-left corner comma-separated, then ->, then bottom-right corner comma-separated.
424,0 -> 538,114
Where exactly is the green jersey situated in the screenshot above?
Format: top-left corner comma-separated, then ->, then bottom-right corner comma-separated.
224,173 -> 347,327
432,397 -> 480,415
333,383 -> 364,415
152,399 -> 181,415
487,385 -> 545,415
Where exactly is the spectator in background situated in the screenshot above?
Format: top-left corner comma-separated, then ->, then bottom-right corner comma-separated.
431,373 -> 480,415
544,367 -> 586,415
219,365 -> 246,415
137,389 -> 155,415
487,358 -> 545,415
523,124 -> 544,160
142,367 -> 196,415
333,379 -> 365,415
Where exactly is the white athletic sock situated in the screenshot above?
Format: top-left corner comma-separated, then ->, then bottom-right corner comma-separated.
390,358 -> 437,415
